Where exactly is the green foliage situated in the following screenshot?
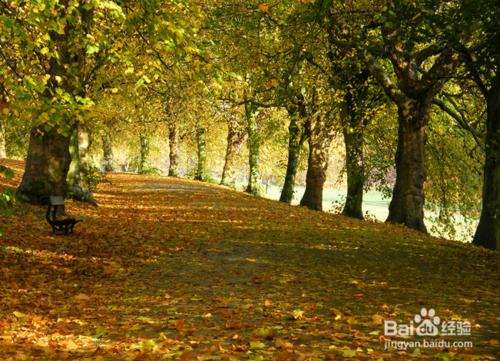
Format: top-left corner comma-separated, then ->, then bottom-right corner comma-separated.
0,165 -> 14,181
0,0 -> 495,245
425,110 -> 483,240
0,166 -> 15,228
0,187 -> 15,210
364,104 -> 398,199
331,195 -> 346,215
137,166 -> 162,176
81,164 -> 107,193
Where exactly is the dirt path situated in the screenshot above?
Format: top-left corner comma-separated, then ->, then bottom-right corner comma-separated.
0,165 -> 499,360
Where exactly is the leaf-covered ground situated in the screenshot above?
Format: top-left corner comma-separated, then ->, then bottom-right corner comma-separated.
0,159 -> 499,360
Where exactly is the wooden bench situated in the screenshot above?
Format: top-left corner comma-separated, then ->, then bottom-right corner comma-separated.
46,196 -> 84,234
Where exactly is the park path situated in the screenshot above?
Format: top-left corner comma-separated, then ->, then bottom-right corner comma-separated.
0,164 -> 499,360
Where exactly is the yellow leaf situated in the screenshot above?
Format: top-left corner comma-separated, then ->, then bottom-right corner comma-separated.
258,3 -> 269,13
65,339 -> 79,351
137,316 -> 154,323
371,313 -> 385,325
292,309 -> 304,319
74,293 -> 90,301
250,341 -> 266,349
342,349 -> 357,357
13,311 -> 26,318
276,339 -> 293,349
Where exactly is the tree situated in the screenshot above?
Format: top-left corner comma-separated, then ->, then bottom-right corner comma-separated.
1,1 -> 125,204
0,89 -> 8,159
353,2 -> 460,231
341,86 -> 366,219
102,128 -> 115,172
299,85 -> 338,211
67,124 -> 97,205
280,97 -> 308,204
220,102 -> 247,187
450,0 -> 500,249
244,97 -> 262,196
138,133 -> 150,174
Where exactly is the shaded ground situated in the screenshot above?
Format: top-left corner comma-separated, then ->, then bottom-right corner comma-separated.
0,159 -> 498,360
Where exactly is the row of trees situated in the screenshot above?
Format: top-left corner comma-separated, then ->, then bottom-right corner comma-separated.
0,0 -> 497,250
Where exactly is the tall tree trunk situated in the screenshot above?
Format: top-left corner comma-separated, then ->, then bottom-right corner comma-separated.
17,127 -> 72,204
280,108 -> 307,204
221,115 -> 246,186
102,130 -> 114,172
168,122 -> 180,177
342,90 -> 365,219
386,103 -> 428,232
300,114 -> 335,211
195,127 -> 207,181
67,125 -> 96,205
0,119 -> 6,159
363,46 -> 458,232
342,127 -> 365,219
473,79 -> 499,250
0,95 -> 7,159
245,101 -> 261,196
138,133 -> 150,174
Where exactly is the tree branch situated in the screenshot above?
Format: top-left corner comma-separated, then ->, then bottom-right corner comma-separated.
432,97 -> 483,147
415,43 -> 445,67
421,48 -> 460,97
361,49 -> 405,105
458,45 -> 489,98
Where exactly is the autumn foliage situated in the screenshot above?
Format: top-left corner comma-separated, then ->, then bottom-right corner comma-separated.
0,160 -> 499,360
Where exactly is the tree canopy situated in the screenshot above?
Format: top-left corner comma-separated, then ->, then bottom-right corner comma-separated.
0,0 -> 497,250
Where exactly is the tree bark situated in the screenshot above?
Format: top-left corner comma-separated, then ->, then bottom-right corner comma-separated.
280,107 -> 307,204
300,114 -> 335,211
17,127 -> 72,205
473,78 -> 499,250
221,114 -> 246,186
168,121 -> 180,177
138,133 -> 150,174
386,103 -> 428,232
245,101 -> 261,196
16,3 -> 85,205
342,90 -> 365,219
0,95 -> 7,159
67,125 -> 96,205
342,128 -> 365,219
195,127 -> 207,181
102,130 -> 114,172
0,118 -> 6,159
